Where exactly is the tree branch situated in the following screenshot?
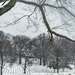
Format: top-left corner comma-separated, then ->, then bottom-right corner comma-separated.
0,0 -> 4,3
52,31 -> 75,42
17,0 -> 40,7
0,0 -> 75,42
44,4 -> 75,18
0,7 -> 37,28
0,0 -> 16,15
39,5 -> 75,42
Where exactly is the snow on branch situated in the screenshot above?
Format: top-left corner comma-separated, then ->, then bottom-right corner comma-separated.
0,0 -> 16,15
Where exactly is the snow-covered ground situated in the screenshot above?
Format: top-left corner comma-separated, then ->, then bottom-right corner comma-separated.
1,63 -> 75,75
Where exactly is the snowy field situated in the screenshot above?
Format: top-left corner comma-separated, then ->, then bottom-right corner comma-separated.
1,63 -> 75,75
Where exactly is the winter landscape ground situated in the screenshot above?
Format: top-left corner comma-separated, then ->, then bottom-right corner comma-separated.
0,63 -> 75,75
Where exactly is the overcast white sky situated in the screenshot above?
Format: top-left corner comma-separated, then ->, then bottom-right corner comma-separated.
0,2 -> 48,38
0,1 -> 75,39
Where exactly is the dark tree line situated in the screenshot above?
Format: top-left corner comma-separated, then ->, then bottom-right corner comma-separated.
0,30 -> 75,74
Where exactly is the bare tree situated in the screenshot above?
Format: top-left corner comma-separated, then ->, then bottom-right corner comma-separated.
0,41 -> 3,75
13,35 -> 30,64
0,31 -> 4,75
59,38 -> 73,68
0,0 -> 75,42
33,33 -> 50,66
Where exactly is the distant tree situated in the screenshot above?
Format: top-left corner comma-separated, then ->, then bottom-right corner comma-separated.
54,45 -> 63,73
0,31 -> 4,75
53,37 -> 72,71
33,33 -> 50,66
48,37 -> 64,73
0,41 -> 3,75
59,38 -> 72,66
71,42 -> 75,63
13,35 -> 30,64
23,39 -> 36,73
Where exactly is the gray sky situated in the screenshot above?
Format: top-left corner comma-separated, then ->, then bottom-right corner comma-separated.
0,2 -> 48,38
0,1 -> 75,39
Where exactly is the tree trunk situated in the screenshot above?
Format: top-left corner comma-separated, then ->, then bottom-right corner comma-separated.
40,57 -> 42,65
1,54 -> 3,75
0,42 -> 3,75
24,57 -> 27,74
43,49 -> 46,66
56,56 -> 59,73
19,50 -> 21,64
43,58 -> 46,66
